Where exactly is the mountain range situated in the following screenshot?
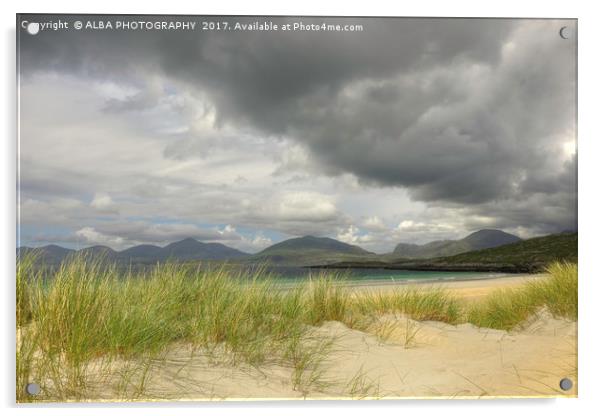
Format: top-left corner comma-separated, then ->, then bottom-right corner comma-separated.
391,229 -> 522,259
17,238 -> 249,266
321,232 -> 577,273
18,229 -> 537,268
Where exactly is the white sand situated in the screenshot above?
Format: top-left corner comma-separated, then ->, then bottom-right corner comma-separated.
348,273 -> 548,301
313,311 -> 577,399
89,308 -> 576,401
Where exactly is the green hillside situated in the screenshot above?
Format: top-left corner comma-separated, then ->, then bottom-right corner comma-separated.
390,229 -> 521,259
393,232 -> 577,272
251,235 -> 375,266
318,233 -> 577,273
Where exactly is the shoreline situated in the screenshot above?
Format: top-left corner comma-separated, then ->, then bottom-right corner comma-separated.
341,272 -> 543,287
306,263 -> 545,274
275,272 -> 548,300
346,273 -> 548,300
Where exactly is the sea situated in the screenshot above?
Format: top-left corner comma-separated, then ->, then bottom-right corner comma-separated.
239,266 -> 508,287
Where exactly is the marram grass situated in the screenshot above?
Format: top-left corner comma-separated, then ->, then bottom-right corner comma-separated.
467,261 -> 577,330
349,287 -> 461,323
16,255 -> 577,401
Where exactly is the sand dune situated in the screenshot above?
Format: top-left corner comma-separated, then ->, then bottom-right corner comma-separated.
85,307 -> 575,401
27,273 -> 575,401
314,311 -> 576,399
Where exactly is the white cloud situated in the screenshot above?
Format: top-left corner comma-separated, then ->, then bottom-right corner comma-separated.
396,220 -> 452,233
90,192 -> 117,214
74,227 -> 126,248
233,234 -> 273,253
275,191 -> 338,222
362,215 -> 386,231
336,225 -> 376,247
336,225 -> 360,245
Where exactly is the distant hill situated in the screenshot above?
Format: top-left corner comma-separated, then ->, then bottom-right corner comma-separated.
321,232 -> 577,273
17,244 -> 75,266
392,229 -> 522,259
119,244 -> 163,263
158,238 -> 249,261
79,245 -> 118,260
419,232 -> 577,272
252,235 -> 375,266
259,236 -> 370,255
17,238 -> 250,266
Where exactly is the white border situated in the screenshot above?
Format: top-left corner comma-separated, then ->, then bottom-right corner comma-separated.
2,1 -> 601,415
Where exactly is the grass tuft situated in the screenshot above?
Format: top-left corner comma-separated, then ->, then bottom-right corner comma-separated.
346,365 -> 381,399
350,287 -> 460,324
467,262 -> 577,330
305,273 -> 349,324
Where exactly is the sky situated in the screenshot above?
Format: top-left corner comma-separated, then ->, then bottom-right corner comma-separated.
17,16 -> 577,254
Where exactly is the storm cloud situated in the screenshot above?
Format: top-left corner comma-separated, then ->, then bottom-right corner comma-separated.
18,15 -> 577,252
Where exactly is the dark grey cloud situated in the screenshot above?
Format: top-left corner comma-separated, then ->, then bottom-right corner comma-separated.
18,16 -> 577,245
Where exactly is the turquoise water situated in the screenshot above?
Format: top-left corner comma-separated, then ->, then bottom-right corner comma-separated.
263,267 -> 507,286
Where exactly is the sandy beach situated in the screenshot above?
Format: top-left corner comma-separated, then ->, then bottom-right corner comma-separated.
347,273 -> 549,301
